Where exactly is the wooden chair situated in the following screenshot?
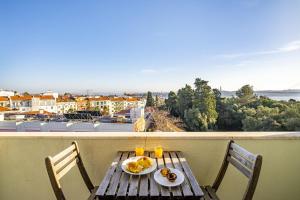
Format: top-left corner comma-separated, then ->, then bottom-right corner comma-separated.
45,141 -> 98,200
201,140 -> 262,200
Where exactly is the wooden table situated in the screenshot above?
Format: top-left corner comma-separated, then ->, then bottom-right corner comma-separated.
96,151 -> 204,200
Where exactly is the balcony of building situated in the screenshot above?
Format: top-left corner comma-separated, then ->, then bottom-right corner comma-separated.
0,132 -> 299,200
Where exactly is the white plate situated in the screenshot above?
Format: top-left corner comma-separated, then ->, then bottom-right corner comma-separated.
154,168 -> 185,187
121,156 -> 157,175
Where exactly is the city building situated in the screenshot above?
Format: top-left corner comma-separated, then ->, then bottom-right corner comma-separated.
0,96 -> 10,107
110,97 -> 127,114
32,95 -> 57,113
88,96 -> 112,114
0,89 -> 15,97
75,97 -> 89,111
10,95 -> 33,112
56,96 -> 77,114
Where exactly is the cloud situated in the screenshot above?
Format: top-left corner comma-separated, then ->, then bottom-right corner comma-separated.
278,41 -> 300,52
218,40 -> 300,59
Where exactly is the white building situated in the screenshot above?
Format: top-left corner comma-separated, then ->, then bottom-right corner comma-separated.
0,97 -> 10,107
42,91 -> 59,99
56,97 -> 77,114
0,89 -> 14,97
130,107 -> 145,122
32,95 -> 57,113
10,96 -> 32,112
88,97 -> 112,114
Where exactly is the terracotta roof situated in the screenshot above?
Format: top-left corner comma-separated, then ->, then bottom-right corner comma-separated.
0,97 -> 9,101
0,106 -> 11,112
39,95 -> 55,100
88,97 -> 110,101
126,97 -> 139,102
10,95 -> 32,101
110,97 -> 126,102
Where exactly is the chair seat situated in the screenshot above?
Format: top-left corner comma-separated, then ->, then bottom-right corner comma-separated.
87,186 -> 99,200
201,186 -> 220,200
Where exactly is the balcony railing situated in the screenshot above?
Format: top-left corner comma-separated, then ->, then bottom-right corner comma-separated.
0,132 -> 299,200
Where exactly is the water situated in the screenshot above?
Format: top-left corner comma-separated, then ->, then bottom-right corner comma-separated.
221,91 -> 300,101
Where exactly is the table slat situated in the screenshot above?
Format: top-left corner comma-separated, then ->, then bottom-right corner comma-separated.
127,152 -> 140,198
106,152 -> 129,197
139,151 -> 150,199
170,152 -> 194,199
149,152 -> 160,200
116,152 -> 131,199
165,152 -> 182,197
96,152 -> 123,197
158,154 -> 171,197
176,152 -> 204,197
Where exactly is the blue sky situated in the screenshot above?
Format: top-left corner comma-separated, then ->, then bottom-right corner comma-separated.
1,0 -> 300,93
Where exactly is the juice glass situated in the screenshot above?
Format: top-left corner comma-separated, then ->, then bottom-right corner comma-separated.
135,146 -> 144,156
154,146 -> 163,158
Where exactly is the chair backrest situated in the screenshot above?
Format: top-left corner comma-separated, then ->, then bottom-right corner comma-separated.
212,140 -> 262,200
45,141 -> 94,200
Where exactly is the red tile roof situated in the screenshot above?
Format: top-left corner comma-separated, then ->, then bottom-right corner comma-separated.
10,96 -> 33,101
39,95 -> 55,100
0,106 -> 11,112
0,97 -> 9,101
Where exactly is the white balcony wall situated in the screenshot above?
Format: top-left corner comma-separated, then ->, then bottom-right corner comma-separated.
0,132 -> 299,200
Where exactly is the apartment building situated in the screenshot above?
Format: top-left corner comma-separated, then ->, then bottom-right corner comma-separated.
0,89 -> 14,97
31,95 -> 57,113
0,97 -> 10,107
111,97 -> 127,113
10,96 -> 33,112
56,96 -> 77,114
75,97 -> 89,111
88,96 -> 112,114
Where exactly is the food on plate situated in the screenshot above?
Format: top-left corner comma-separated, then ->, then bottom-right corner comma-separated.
126,157 -> 153,173
137,157 -> 152,169
167,172 -> 177,182
126,161 -> 143,173
160,167 -> 171,177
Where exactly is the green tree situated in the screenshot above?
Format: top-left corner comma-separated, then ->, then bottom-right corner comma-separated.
166,91 -> 179,117
184,108 -> 208,131
155,95 -> 159,107
236,85 -> 256,104
193,78 -> 218,129
23,92 -> 30,96
146,91 -> 154,107
177,85 -> 194,118
102,105 -> 109,115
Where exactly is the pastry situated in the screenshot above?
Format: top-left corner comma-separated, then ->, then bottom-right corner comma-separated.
167,172 -> 177,182
160,167 -> 170,177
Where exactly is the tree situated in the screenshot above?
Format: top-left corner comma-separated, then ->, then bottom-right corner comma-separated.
184,108 -> 208,131
102,105 -> 109,115
155,95 -> 159,107
146,91 -> 154,107
193,78 -> 218,129
236,85 -> 255,104
166,91 -> 179,117
177,85 -> 194,118
23,92 -> 30,96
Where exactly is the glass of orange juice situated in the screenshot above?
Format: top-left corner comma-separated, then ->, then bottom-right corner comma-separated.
135,146 -> 144,156
154,146 -> 163,158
